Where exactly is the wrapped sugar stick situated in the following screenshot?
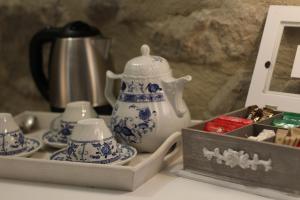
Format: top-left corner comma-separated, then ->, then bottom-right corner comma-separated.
291,128 -> 300,147
295,137 -> 300,147
248,129 -> 275,141
283,136 -> 290,145
283,136 -> 296,146
275,129 -> 288,144
289,137 -> 297,146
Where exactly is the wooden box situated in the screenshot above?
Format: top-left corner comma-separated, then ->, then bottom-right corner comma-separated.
182,122 -> 300,194
182,6 -> 300,195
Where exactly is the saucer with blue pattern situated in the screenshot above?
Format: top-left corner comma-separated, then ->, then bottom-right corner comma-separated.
50,143 -> 137,165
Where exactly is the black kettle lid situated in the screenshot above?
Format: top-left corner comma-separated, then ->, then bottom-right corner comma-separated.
59,21 -> 102,38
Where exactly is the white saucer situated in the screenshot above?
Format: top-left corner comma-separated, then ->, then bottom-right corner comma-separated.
50,143 -> 137,165
42,130 -> 68,148
0,137 -> 42,157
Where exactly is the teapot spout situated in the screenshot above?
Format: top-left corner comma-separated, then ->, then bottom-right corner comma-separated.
162,75 -> 192,117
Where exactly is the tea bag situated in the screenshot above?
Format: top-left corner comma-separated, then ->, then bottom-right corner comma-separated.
273,112 -> 300,129
275,129 -> 288,144
203,115 -> 252,134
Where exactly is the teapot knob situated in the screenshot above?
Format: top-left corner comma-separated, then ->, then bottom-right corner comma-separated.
141,44 -> 150,56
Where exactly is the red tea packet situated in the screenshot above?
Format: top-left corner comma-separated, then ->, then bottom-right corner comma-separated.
203,115 -> 253,134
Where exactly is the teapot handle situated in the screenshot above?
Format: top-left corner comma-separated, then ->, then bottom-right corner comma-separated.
105,71 -> 122,106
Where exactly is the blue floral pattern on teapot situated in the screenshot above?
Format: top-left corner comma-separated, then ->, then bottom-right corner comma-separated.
118,80 -> 164,103
111,104 -> 157,143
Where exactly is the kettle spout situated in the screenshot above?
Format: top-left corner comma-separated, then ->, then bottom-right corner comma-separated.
162,75 -> 192,117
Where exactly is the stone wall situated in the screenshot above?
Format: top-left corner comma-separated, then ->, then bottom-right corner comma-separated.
1,0 -> 300,119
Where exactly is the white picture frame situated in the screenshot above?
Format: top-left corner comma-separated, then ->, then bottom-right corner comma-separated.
246,5 -> 300,112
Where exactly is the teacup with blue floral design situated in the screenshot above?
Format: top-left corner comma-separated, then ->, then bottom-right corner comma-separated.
0,113 -> 41,157
50,118 -> 137,165
42,101 -> 97,148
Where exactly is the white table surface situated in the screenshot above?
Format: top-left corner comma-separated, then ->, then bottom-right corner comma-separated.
0,165 -> 274,200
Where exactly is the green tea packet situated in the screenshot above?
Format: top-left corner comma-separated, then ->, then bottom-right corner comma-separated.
272,118 -> 300,129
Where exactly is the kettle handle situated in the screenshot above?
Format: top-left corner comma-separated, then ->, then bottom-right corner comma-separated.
29,27 -> 61,101
105,71 -> 122,106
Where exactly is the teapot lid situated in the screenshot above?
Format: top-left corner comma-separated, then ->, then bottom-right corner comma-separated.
123,44 -> 171,77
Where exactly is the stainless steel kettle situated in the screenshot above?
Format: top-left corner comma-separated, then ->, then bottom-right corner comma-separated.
29,21 -> 112,114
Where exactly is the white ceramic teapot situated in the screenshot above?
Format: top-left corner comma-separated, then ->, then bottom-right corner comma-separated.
105,44 -> 191,152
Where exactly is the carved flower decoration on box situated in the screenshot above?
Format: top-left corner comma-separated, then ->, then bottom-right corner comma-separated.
202,147 -> 272,172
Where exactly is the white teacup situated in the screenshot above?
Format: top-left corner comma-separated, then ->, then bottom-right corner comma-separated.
0,113 -> 41,156
66,118 -> 120,163
51,118 -> 137,165
43,101 -> 97,148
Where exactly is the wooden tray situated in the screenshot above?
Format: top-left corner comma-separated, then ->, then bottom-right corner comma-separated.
0,111 -> 182,191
